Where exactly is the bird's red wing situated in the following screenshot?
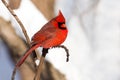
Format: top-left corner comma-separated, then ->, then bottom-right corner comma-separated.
31,23 -> 57,46
31,33 -> 46,46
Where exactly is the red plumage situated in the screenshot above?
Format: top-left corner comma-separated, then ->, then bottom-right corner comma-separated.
16,10 -> 68,67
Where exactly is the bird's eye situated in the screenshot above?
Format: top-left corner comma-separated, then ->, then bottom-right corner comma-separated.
58,22 -> 63,26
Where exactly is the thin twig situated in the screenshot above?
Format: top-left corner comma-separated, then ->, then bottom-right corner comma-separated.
1,0 -> 39,80
11,67 -> 17,80
0,17 -> 35,80
34,56 -> 45,80
1,0 -> 40,60
53,45 -> 69,62
34,48 -> 48,80
1,0 -> 30,44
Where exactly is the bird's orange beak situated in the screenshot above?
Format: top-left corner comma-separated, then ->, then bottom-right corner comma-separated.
61,24 -> 67,28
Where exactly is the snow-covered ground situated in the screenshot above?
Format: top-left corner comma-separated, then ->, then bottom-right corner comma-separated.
1,0 -> 120,80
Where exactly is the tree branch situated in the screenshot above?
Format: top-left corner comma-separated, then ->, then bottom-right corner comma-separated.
1,0 -> 30,44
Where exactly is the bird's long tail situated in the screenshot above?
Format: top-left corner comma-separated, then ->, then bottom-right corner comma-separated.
16,44 -> 41,67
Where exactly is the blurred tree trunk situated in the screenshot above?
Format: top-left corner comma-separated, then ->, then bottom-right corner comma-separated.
32,0 -> 55,20
9,0 -> 21,9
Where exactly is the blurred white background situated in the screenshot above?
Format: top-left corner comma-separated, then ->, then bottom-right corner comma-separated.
1,0 -> 120,80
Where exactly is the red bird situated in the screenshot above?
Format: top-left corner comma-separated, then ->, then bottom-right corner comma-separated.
16,10 -> 68,67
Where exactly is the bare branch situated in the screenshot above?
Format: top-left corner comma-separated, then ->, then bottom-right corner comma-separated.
1,0 -> 31,44
0,17 -> 35,80
53,45 -> 69,62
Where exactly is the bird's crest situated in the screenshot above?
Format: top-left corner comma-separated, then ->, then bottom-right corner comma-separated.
56,10 -> 65,23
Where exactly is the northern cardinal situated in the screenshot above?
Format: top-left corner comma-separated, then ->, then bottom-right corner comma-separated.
16,10 -> 68,67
